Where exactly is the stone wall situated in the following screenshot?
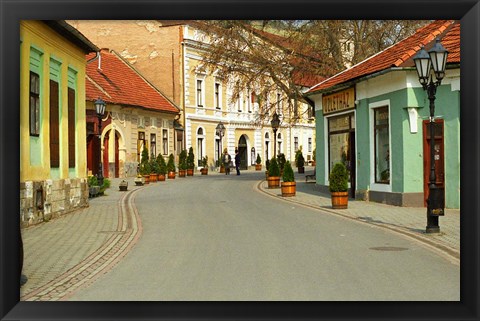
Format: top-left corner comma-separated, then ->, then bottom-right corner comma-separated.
20,178 -> 89,228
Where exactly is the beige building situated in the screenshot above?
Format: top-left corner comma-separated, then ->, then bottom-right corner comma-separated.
68,20 -> 315,169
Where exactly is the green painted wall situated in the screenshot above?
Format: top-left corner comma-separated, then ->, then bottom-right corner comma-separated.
315,109 -> 326,184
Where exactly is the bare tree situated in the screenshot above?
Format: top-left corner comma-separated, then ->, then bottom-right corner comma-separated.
194,20 -> 429,124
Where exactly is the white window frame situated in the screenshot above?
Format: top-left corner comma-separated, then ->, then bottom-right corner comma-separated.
214,82 -> 222,109
138,116 -> 145,128
196,78 -> 205,108
197,126 -> 206,167
369,100 -> 392,193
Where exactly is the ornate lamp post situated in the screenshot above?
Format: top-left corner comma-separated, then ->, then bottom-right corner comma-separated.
413,38 -> 449,233
271,112 -> 280,159
94,98 -> 106,186
215,121 -> 226,166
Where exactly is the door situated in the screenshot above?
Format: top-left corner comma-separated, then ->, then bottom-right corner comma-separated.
238,135 -> 248,170
423,120 -> 445,207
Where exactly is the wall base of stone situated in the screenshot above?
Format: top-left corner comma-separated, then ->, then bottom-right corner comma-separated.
20,178 -> 89,228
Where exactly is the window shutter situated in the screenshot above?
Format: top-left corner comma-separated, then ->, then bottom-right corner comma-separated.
68,88 -> 76,168
49,80 -> 60,167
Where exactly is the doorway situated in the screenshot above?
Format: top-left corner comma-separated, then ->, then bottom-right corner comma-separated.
423,120 -> 445,207
238,135 -> 248,170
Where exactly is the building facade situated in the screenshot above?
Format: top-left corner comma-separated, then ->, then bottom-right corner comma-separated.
67,20 -> 316,169
20,21 -> 98,226
85,49 -> 180,178
306,20 -> 460,209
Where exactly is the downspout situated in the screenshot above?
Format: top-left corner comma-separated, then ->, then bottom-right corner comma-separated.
181,26 -> 187,151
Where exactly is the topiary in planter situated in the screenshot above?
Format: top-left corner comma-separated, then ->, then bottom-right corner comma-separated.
268,158 -> 280,177
156,154 -> 167,175
282,161 -> 295,182
281,161 -> 296,197
167,153 -> 176,173
329,163 -> 348,192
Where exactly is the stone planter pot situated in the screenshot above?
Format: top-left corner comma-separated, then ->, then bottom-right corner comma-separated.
134,177 -> 145,186
89,186 -> 100,198
281,181 -> 296,197
331,191 -> 349,209
267,176 -> 280,189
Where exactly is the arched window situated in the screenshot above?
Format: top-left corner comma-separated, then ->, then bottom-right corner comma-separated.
264,132 -> 270,161
197,127 -> 205,167
277,133 -> 283,154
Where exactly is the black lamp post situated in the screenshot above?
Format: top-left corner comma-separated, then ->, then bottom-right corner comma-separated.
271,112 -> 280,159
215,121 -> 226,166
413,38 -> 448,234
94,98 -> 106,186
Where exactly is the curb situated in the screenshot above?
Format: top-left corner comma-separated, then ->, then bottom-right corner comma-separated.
256,180 -> 460,266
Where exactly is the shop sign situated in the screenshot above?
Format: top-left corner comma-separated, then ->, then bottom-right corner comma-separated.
322,87 -> 355,115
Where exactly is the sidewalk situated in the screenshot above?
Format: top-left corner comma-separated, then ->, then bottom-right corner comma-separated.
257,167 -> 460,264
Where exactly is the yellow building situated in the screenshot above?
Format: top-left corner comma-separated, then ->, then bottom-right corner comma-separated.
20,21 -> 98,226
67,20 -> 316,169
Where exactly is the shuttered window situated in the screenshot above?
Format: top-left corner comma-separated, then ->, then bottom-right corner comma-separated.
68,88 -> 76,168
29,72 -> 40,136
49,80 -> 60,167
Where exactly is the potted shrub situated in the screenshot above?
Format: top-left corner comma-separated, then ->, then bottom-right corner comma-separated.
255,153 -> 262,171
167,153 -> 176,179
217,159 -> 225,173
296,151 -> 305,174
200,156 -> 208,175
281,161 -> 296,197
187,147 -> 195,176
329,162 -> 349,209
149,156 -> 158,182
88,175 -> 100,197
156,154 -> 167,181
267,157 -> 280,189
140,147 -> 151,184
265,159 -> 270,179
178,149 -> 187,178
277,153 -> 286,176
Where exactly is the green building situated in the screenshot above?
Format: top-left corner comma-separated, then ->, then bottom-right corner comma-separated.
306,20 -> 460,209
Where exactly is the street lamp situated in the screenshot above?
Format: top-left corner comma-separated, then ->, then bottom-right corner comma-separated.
413,38 -> 448,234
215,121 -> 226,166
271,112 -> 280,158
94,98 -> 106,186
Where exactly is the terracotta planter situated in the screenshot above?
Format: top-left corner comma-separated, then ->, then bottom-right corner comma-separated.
149,173 -> 158,182
158,174 -> 166,181
220,166 -> 225,173
312,161 -> 316,166
281,181 -> 296,197
168,171 -> 176,179
267,176 -> 280,189
201,168 -> 208,175
331,191 -> 349,209
179,169 -> 187,177
143,175 -> 150,184
255,164 -> 262,171
298,166 -> 305,174
187,169 -> 194,176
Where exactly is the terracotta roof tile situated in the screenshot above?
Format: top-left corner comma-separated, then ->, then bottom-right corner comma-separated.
86,49 -> 179,114
307,20 -> 460,94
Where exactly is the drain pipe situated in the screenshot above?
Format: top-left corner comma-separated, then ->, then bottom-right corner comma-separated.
87,51 -> 101,70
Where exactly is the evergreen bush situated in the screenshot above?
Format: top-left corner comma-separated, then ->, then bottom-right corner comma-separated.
156,154 -> 167,175
296,152 -> 305,168
187,147 -> 195,169
179,149 -> 188,170
282,161 -> 295,182
167,153 -> 176,172
268,158 -> 280,177
256,153 -> 262,165
277,153 -> 286,171
329,163 -> 349,192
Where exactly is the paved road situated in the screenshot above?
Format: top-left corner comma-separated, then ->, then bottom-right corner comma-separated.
69,171 -> 459,301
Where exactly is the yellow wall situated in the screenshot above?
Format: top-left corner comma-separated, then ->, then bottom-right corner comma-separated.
20,20 -> 89,182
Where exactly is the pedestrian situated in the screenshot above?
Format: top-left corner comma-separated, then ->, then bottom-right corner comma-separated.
223,148 -> 231,175
235,149 -> 241,175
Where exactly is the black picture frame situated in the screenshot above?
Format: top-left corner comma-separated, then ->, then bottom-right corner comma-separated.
1,0 -> 479,320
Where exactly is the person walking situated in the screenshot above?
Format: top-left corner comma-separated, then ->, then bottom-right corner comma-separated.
223,148 -> 231,175
235,149 -> 241,175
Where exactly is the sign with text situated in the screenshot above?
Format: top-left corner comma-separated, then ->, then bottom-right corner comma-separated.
322,87 -> 355,115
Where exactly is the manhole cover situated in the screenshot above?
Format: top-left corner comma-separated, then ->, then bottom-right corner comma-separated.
369,246 -> 409,251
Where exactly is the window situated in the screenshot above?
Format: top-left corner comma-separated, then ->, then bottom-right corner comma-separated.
215,83 -> 221,109
197,127 -> 204,166
29,71 -> 40,136
265,132 -> 270,161
308,137 -> 312,152
150,133 -> 156,158
197,79 -> 203,107
68,88 -> 76,168
151,117 -> 157,128
294,137 -> 299,152
49,80 -> 60,167
162,129 -> 168,155
374,107 -> 390,183
137,131 -> 145,162
138,116 -> 145,128
277,133 -> 282,154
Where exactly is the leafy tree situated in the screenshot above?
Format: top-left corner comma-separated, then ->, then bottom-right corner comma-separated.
282,161 -> 295,182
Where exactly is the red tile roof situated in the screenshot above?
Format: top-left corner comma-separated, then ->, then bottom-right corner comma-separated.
86,49 -> 179,114
307,20 -> 460,94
